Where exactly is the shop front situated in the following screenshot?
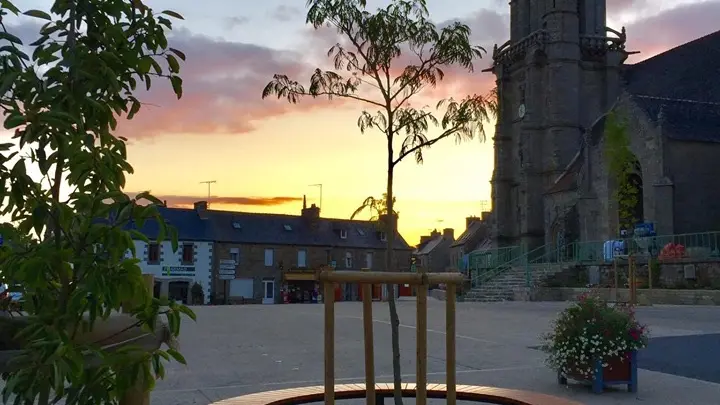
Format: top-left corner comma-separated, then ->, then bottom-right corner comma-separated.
150,265 -> 201,304
282,270 -> 319,304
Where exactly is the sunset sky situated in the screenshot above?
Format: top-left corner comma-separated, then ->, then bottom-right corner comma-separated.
4,0 -> 720,245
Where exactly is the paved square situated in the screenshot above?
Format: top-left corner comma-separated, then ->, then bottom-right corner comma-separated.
150,299 -> 720,405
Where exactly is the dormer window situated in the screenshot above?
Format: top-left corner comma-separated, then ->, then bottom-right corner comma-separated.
379,232 -> 387,242
340,229 -> 347,239
283,224 -> 292,231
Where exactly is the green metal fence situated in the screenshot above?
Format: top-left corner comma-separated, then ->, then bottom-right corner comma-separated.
465,231 -> 720,291
567,231 -> 720,263
467,245 -> 537,289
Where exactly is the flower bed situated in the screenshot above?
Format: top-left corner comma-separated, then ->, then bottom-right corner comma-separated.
541,292 -> 648,393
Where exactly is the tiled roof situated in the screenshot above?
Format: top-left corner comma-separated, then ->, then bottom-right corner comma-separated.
633,96 -> 720,143
415,236 -> 445,255
623,30 -> 720,142
130,207 -> 412,250
450,221 -> 484,248
624,30 -> 720,103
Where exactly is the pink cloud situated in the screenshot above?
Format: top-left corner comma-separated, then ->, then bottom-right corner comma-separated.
623,1 -> 720,63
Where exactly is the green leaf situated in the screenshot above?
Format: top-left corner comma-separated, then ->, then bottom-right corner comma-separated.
169,47 -> 186,61
166,348 -> 187,364
127,99 -> 141,120
166,54 -> 180,74
0,31 -> 23,45
4,113 -> 24,129
31,205 -> 46,236
0,71 -> 19,95
23,9 -> 52,20
161,10 -> 184,20
170,76 -> 183,99
138,57 -> 152,75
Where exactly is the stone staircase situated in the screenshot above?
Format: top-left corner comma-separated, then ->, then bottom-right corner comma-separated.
464,262 -> 572,302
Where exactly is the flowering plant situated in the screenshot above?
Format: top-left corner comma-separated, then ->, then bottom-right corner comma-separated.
541,292 -> 649,379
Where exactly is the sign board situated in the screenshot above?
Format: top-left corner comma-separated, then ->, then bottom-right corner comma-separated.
162,266 -> 195,276
218,269 -> 236,275
330,260 -> 337,268
219,259 -> 236,270
218,274 -> 235,280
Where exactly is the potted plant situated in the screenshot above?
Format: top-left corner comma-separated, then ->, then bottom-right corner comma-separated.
542,292 -> 649,394
191,282 -> 205,305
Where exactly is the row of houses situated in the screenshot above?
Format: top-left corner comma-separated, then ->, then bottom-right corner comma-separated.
129,198 -> 413,304
413,212 -> 492,273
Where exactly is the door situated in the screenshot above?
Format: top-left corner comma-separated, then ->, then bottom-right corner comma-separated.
262,279 -> 275,304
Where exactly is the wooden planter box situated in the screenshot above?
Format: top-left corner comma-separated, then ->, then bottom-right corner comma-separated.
1,313 -> 171,405
558,350 -> 638,394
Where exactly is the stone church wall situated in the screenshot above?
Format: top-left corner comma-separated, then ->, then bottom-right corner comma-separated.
666,140 -> 720,234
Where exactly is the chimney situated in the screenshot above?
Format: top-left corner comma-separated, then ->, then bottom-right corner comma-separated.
303,194 -> 307,210
378,213 -> 399,231
430,229 -> 440,238
443,228 -> 454,241
194,201 -> 208,220
466,216 -> 480,229
163,200 -> 167,207
301,202 -> 320,223
481,211 -> 491,222
420,235 -> 431,245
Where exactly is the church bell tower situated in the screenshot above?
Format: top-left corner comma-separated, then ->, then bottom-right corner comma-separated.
489,0 -> 625,252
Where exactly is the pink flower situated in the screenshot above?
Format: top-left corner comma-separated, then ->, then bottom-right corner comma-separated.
629,329 -> 640,340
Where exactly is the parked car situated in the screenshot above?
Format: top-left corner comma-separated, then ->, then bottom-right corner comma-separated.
0,283 -> 24,307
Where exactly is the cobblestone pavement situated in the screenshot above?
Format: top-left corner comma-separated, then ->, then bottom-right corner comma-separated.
146,300 -> 720,405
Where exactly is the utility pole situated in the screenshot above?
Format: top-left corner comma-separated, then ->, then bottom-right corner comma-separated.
308,183 -> 322,210
200,180 -> 217,203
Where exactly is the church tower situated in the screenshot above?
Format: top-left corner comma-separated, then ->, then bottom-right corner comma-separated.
489,0 -> 625,252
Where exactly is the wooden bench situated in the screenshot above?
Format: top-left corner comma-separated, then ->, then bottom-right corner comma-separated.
211,383 -> 584,405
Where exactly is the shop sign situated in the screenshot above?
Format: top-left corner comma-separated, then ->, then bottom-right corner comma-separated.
162,266 -> 195,276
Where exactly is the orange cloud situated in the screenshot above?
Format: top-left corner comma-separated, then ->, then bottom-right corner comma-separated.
126,193 -> 301,207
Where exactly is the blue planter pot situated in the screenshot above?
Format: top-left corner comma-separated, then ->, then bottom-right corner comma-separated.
558,350 -> 638,394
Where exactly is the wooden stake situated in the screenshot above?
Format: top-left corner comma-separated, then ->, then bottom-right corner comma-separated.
416,275 -> 428,405
324,282 -> 336,405
446,283 -> 457,405
362,283 -> 376,405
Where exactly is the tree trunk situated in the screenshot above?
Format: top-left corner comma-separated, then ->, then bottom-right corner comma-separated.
385,164 -> 404,405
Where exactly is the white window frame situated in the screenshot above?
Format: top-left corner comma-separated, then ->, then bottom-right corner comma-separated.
345,252 -> 353,269
380,232 -> 387,242
340,229 -> 348,239
230,247 -> 240,264
264,248 -> 274,267
365,252 -> 373,269
298,249 -> 307,268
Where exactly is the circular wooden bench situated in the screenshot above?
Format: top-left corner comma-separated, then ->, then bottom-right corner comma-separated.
212,383 -> 584,405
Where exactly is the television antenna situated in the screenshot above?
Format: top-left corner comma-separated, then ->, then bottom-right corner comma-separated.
308,183 -> 323,210
199,180 -> 216,201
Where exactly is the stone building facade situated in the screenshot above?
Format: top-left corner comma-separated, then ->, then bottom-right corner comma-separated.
488,0 -> 720,253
